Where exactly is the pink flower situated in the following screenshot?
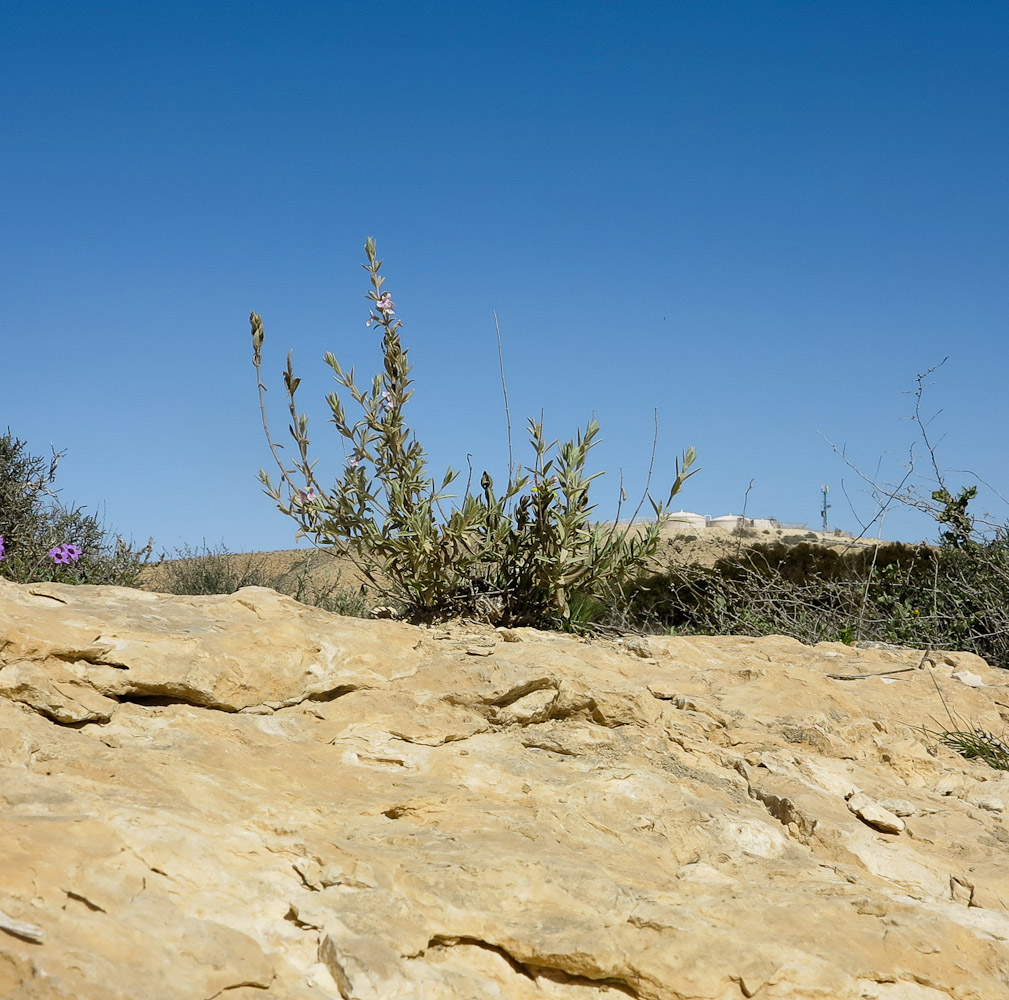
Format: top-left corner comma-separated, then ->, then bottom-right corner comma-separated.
376,292 -> 395,315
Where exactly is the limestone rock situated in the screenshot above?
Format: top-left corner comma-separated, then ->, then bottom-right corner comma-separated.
2,577 -> 1009,998
845,790 -> 906,834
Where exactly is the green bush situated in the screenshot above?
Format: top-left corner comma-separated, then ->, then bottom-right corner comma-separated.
0,430 -> 153,586
250,239 -> 695,628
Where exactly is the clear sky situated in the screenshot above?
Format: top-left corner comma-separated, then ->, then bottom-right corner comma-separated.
4,1 -> 1007,555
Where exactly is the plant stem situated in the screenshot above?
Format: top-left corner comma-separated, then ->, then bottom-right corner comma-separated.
493,311 -> 514,484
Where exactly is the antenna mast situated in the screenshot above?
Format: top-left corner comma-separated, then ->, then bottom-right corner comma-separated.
820,484 -> 831,533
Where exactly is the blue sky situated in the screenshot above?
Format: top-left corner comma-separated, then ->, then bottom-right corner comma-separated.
3,1 -> 1007,554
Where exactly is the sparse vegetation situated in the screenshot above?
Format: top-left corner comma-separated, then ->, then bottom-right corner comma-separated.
5,260 -> 1005,681
0,430 -> 153,586
926,724 -> 1009,771
610,364 -> 1009,670
250,239 -> 695,628
618,536 -> 1009,668
155,542 -> 369,617
158,543 -> 276,595
919,675 -> 1009,771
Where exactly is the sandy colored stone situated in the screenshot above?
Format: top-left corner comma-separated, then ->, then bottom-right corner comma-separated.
2,578 -> 1009,997
846,790 -> 906,833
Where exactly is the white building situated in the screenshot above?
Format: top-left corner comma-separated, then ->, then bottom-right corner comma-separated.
666,510 -> 707,531
707,514 -> 746,531
661,513 -> 807,533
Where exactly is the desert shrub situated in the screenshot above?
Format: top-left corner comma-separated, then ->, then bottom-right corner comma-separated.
709,540 -> 932,587
157,543 -> 276,595
622,533 -> 1009,668
157,542 -> 369,617
621,557 -> 852,641
0,430 -> 153,586
621,364 -> 1009,662
913,535 -> 1009,665
250,239 -> 695,628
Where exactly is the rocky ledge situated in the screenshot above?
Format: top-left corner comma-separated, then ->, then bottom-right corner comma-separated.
2,578 -> 1009,999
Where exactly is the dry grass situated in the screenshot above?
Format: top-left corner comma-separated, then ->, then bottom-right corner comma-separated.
138,525 -> 883,614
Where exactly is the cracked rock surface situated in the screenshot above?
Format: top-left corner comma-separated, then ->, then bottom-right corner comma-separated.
2,579 -> 1009,998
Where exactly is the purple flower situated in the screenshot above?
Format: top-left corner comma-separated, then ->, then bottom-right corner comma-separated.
295,488 -> 317,506
376,292 -> 395,315
48,543 -> 81,565
0,536 -> 5,562
349,456 -> 360,469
